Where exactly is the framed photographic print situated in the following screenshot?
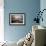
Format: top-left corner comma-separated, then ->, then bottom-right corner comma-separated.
9,13 -> 25,25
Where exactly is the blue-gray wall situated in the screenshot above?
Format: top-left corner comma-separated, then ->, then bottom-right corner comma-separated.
4,0 -> 40,42
40,0 -> 46,27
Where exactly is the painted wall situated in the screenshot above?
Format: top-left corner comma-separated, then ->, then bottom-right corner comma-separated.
4,0 -> 40,42
40,0 -> 46,27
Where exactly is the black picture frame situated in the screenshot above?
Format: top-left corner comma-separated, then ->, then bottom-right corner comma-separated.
9,13 -> 26,25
